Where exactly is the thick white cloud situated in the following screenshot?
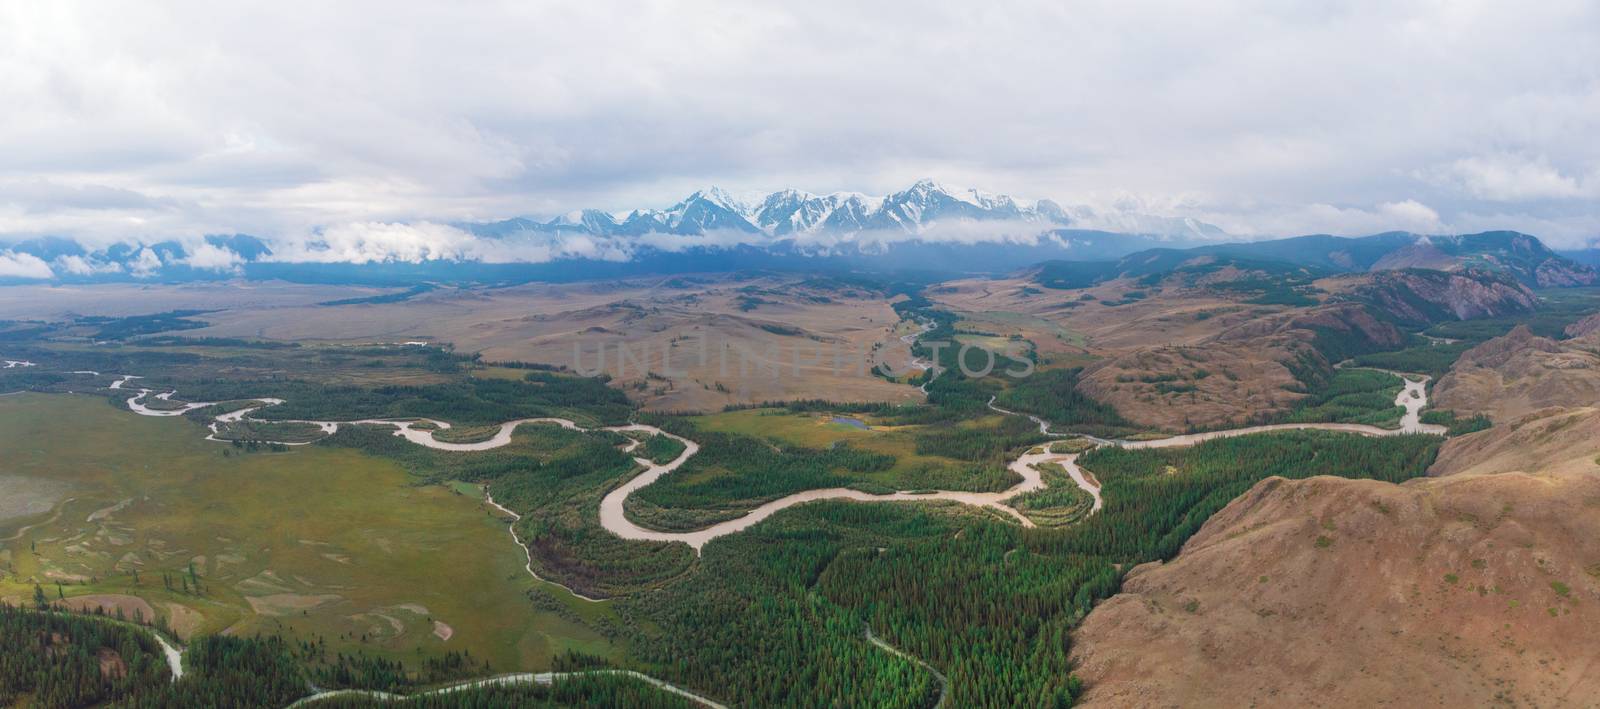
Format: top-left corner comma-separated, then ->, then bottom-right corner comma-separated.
181,242 -> 244,271
128,248 -> 164,278
1427,153 -> 1596,202
266,222 -> 637,265
1202,200 -> 1444,239
0,251 -> 54,279
271,222 -> 478,265
0,1 -> 1595,248
53,254 -> 122,276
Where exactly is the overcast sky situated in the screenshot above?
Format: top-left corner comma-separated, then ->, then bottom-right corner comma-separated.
2,0 -> 1597,250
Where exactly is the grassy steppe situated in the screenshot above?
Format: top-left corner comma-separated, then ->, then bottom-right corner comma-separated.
0,393 -> 619,675
617,408 -> 1024,531
690,408 -> 1019,490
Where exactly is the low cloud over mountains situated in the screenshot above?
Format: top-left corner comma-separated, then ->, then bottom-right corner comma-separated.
0,181 -> 1229,280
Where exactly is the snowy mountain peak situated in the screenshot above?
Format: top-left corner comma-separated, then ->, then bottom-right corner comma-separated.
682,186 -> 749,215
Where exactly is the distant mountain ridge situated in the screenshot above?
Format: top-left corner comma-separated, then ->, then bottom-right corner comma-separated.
1033,230 -> 1596,289
1561,248 -> 1600,269
0,184 -> 1589,289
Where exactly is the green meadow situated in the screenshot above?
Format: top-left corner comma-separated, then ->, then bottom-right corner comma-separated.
0,393 -> 620,675
689,408 -> 1020,490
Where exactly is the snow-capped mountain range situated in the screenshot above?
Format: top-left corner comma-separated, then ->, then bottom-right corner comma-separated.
0,180 -> 1232,284
466,179 -> 1228,242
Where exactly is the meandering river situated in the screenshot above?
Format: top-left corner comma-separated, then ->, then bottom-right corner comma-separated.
94,364 -> 1442,554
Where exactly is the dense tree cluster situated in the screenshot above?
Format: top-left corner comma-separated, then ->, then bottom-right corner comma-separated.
638,432 -> 687,464
0,605 -> 313,708
989,368 -> 1130,437
1420,409 -> 1494,435
910,413 -> 1046,463
1352,340 -> 1472,377
1006,462 -> 1095,527
628,429 -> 894,529
0,604 -> 170,708
1073,431 -> 1440,560
1279,368 -> 1404,427
175,372 -> 633,426
125,635 -> 307,709
301,673 -> 695,708
82,310 -> 212,340
619,504 -> 954,708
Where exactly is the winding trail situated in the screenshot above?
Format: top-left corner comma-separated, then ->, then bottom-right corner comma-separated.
866,627 -> 949,709
283,669 -> 728,708
482,489 -> 608,603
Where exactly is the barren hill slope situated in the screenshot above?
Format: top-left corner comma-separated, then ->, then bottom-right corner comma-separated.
1429,325 -> 1600,478
1431,407 -> 1600,478
1433,325 -> 1600,423
1069,470 -> 1600,707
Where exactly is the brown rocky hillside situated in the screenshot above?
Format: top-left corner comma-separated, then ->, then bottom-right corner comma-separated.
1069,470 -> 1600,707
1433,325 -> 1600,423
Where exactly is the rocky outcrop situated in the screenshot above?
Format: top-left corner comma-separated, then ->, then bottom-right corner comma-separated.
1566,312 -> 1600,339
1070,470 -> 1600,707
1344,269 -> 1537,325
1534,258 -> 1599,287
1452,325 -> 1563,369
